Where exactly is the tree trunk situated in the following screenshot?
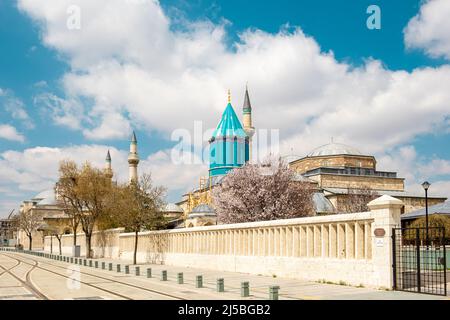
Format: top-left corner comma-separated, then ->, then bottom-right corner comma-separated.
86,234 -> 92,258
73,229 -> 77,246
50,236 -> 53,254
58,237 -> 62,255
133,231 -> 138,265
28,235 -> 32,250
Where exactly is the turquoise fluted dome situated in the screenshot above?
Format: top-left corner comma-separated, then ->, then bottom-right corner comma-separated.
209,102 -> 249,177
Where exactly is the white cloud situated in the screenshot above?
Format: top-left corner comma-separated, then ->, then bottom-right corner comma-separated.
0,143 -> 206,212
16,0 -> 450,151
404,0 -> 450,60
0,88 -> 34,129
34,92 -> 84,130
0,124 -> 25,142
376,145 -> 450,198
13,0 -> 450,204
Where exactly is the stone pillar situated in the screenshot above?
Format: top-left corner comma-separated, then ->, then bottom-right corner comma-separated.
367,195 -> 403,289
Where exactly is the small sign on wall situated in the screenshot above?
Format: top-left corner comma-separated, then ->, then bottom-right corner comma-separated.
374,228 -> 386,237
376,238 -> 384,247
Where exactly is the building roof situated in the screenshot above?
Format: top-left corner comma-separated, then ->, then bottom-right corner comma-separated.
323,187 -> 447,199
190,204 -> 216,217
163,203 -> 184,213
31,189 -> 58,206
312,192 -> 335,213
211,103 -> 247,139
307,143 -> 362,157
401,201 -> 450,221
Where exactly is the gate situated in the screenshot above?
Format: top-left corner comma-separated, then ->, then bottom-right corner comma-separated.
392,227 -> 447,296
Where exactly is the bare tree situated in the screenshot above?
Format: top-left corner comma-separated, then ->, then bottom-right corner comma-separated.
18,208 -> 41,250
337,187 -> 378,213
56,160 -> 83,246
47,220 -> 69,255
110,174 -> 166,265
76,163 -> 113,258
212,158 -> 315,224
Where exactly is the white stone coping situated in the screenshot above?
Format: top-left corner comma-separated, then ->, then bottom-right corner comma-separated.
45,227 -> 125,239
119,211 -> 375,237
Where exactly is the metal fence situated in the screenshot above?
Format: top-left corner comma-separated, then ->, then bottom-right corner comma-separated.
392,227 -> 447,296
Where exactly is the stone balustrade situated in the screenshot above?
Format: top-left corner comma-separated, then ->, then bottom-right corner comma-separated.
43,195 -> 403,289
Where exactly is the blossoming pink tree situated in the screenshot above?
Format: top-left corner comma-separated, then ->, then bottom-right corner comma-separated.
212,158 -> 315,224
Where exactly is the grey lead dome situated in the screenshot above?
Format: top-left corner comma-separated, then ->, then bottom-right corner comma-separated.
307,143 -> 362,157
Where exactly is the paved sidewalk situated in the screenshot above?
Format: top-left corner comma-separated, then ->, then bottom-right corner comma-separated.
43,252 -> 449,300
1,249 -> 448,300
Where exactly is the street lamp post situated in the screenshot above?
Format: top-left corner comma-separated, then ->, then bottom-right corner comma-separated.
421,181 -> 430,246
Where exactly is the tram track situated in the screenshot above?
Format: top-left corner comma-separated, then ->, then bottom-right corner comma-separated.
0,255 -> 48,300
1,252 -> 186,300
0,258 -> 21,277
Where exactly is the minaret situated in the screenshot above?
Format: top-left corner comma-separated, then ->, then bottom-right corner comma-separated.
242,85 -> 255,162
128,131 -> 139,183
104,150 -> 113,180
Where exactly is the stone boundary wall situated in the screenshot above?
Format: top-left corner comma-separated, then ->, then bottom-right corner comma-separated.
43,196 -> 403,288
44,228 -> 124,258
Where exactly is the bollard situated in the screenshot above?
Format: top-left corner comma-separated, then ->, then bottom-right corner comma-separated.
241,282 -> 250,297
135,267 -> 140,276
117,264 -> 121,273
102,262 -> 106,270
177,273 -> 184,284
147,268 -> 152,278
269,286 -> 280,300
79,259 -> 82,265
217,278 -> 225,292
125,265 -> 130,274
109,263 -> 113,271
83,259 -> 87,266
196,275 -> 203,288
70,257 -> 74,263
161,270 -> 167,281
74,258 -> 78,264
95,261 -> 98,268
89,260 -> 93,267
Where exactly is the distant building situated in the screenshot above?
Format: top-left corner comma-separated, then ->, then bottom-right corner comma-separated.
289,142 -> 447,213
16,188 -> 71,250
0,210 -> 17,246
401,200 -> 450,227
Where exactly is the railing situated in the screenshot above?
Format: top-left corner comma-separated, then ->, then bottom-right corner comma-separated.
119,213 -> 374,260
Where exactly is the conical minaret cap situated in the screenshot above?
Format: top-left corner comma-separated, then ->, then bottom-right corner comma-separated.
243,85 -> 252,113
131,131 -> 137,143
106,150 -> 111,162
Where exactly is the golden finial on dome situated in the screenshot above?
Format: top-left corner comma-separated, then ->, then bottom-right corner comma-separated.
228,89 -> 231,103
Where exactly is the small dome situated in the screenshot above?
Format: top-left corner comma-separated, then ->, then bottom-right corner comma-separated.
190,204 -> 216,216
32,189 -> 57,206
163,203 -> 184,213
307,143 -> 362,157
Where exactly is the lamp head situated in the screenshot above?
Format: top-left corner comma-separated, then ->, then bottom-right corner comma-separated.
422,181 -> 431,191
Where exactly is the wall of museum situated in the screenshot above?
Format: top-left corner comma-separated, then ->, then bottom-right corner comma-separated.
43,196 -> 402,289
291,155 -> 376,173
316,174 -> 404,191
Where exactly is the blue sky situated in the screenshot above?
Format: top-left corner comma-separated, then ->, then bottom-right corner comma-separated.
1,0 -> 450,217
